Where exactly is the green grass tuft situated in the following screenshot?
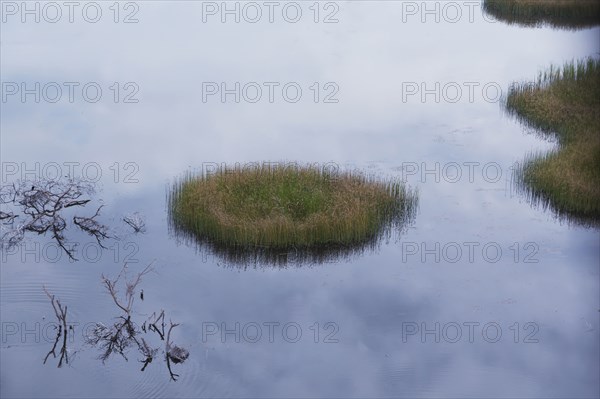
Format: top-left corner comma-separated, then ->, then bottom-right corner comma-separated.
168,163 -> 418,251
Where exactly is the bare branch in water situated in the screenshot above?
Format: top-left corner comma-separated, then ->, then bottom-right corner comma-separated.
64,199 -> 91,208
47,263 -> 188,380
101,262 -> 154,316
1,179 -> 104,260
73,205 -> 110,247
166,321 -> 189,381
139,337 -> 157,371
148,310 -> 166,340
0,210 -> 18,223
43,286 -> 69,367
90,262 -> 166,371
123,212 -> 146,234
2,179 -> 149,261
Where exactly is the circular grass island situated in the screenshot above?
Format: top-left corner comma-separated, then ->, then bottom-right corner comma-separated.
168,164 -> 418,252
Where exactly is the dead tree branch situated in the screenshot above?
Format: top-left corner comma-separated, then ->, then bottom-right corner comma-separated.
148,310 -> 166,340
1,179 -> 105,260
123,212 -> 146,234
56,263 -> 188,380
165,321 -> 188,381
101,262 -> 154,316
43,286 -> 69,367
73,205 -> 109,247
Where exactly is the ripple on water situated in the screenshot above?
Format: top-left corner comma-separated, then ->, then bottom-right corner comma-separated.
1,263 -> 112,344
127,351 -> 239,398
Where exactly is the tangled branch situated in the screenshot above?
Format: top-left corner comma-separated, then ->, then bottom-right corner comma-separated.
101,262 -> 153,316
1,179 -> 107,260
48,262 -> 189,379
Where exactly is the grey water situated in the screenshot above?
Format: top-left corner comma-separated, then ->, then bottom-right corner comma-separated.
1,2 -> 599,398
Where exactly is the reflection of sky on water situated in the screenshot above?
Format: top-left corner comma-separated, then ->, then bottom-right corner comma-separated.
2,3 -> 599,179
1,2 -> 599,398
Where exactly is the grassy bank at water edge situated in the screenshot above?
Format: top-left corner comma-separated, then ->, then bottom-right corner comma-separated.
506,58 -> 600,224
483,0 -> 600,29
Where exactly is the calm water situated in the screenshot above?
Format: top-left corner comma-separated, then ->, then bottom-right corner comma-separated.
1,2 -> 599,398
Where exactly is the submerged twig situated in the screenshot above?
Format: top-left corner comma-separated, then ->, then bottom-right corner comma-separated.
165,321 -> 188,381
101,262 -> 153,316
73,205 -> 110,247
48,262 -> 188,380
123,212 -> 146,233
43,286 -> 69,367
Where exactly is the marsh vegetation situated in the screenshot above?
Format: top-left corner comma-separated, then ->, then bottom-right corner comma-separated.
506,58 -> 600,224
483,0 -> 600,29
168,163 -> 418,263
